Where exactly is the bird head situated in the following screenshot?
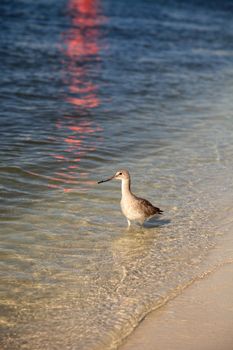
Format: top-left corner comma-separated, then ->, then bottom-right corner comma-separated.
98,169 -> 130,184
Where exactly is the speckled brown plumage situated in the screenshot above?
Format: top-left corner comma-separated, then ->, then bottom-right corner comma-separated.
135,197 -> 163,217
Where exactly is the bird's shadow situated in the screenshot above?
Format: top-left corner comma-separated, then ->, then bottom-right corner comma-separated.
142,218 -> 171,229
126,218 -> 171,231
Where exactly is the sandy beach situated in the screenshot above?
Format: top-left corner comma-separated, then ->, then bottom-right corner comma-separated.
120,210 -> 233,350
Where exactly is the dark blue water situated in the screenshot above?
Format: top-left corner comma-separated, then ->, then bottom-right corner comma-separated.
1,1 -> 233,349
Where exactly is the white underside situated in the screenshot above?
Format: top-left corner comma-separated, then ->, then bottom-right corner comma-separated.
120,178 -> 153,227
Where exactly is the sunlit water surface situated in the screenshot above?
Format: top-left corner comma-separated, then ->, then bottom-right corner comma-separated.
1,0 -> 233,349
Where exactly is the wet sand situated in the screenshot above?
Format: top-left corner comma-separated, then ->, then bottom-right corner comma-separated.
120,210 -> 233,350
120,262 -> 233,350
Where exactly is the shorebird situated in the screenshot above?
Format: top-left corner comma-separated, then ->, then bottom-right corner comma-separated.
98,169 -> 163,227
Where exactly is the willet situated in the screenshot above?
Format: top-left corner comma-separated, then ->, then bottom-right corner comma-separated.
98,169 -> 163,227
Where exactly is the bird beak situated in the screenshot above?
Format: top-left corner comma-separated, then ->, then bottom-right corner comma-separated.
97,175 -> 114,184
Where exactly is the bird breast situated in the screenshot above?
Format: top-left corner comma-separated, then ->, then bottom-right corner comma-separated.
120,196 -> 145,221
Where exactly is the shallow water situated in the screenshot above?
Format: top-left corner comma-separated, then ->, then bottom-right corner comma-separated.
1,0 -> 233,349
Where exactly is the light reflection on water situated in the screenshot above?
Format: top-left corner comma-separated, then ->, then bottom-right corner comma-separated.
44,0 -> 106,192
50,116 -> 103,191
62,0 -> 106,109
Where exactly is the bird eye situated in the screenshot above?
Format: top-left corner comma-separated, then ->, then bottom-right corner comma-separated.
118,172 -> 122,175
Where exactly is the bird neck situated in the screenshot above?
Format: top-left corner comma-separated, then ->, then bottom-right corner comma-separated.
121,178 -> 132,198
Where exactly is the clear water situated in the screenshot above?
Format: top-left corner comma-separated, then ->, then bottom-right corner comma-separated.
1,0 -> 233,349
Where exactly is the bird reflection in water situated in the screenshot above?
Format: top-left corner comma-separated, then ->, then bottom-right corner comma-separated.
49,0 -> 106,192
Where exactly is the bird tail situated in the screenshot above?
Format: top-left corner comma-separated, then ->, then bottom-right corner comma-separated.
154,207 -> 163,215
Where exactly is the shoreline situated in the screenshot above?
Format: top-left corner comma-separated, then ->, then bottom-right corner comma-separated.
119,208 -> 233,350
120,261 -> 233,350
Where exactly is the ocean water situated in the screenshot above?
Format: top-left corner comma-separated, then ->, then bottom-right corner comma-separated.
1,0 -> 233,349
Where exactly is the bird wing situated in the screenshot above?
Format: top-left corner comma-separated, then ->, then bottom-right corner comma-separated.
136,197 -> 163,216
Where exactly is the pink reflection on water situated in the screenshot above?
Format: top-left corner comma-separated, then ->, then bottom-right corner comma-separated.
62,0 -> 106,109
49,117 -> 103,192
48,0 -> 106,192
